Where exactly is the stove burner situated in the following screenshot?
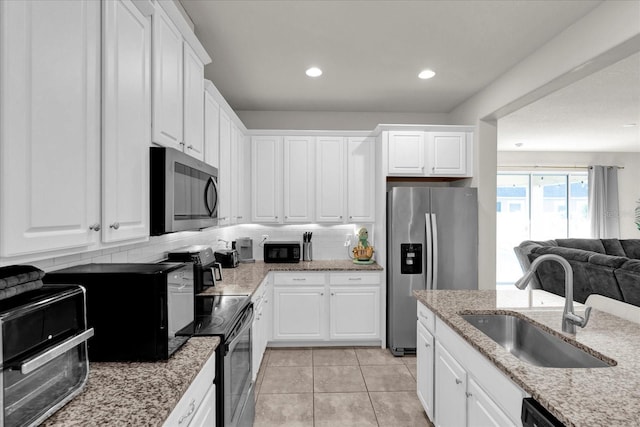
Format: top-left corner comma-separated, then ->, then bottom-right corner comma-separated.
210,316 -> 225,327
194,294 -> 251,336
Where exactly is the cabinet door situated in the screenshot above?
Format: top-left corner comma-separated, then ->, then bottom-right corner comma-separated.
251,136 -> 282,223
467,378 -> 515,427
316,137 -> 345,222
230,123 -> 239,224
152,5 -> 183,149
435,342 -> 467,427
387,131 -> 425,175
283,136 -> 314,223
236,131 -> 250,224
416,321 -> 435,422
329,286 -> 380,340
218,110 -> 231,225
273,286 -> 326,340
427,132 -> 467,176
190,383 -> 216,427
0,0 -> 101,256
182,42 -> 204,160
347,137 -> 375,222
204,89 -> 220,167
102,0 -> 151,243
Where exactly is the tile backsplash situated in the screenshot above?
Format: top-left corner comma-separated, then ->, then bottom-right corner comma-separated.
4,223 -> 376,272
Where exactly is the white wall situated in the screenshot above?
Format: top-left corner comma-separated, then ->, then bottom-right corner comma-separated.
237,110 -> 450,131
449,1 -> 640,289
498,151 -> 640,238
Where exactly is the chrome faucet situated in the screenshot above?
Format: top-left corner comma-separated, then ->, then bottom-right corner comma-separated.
514,254 -> 591,334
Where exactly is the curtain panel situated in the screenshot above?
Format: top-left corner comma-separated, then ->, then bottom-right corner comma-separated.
588,165 -> 620,238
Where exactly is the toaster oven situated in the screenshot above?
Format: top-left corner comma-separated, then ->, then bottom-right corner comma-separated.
0,285 -> 93,426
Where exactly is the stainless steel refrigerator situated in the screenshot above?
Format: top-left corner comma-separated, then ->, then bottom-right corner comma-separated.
387,186 -> 478,356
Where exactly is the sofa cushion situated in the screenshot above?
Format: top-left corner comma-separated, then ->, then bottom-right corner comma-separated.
588,253 -> 628,269
556,238 -> 606,254
530,246 -> 592,262
614,260 -> 640,306
620,240 -> 640,260
601,239 -> 627,257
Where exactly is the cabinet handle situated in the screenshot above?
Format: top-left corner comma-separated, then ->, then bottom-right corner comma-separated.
187,145 -> 194,150
237,216 -> 243,219
424,343 -> 430,348
348,277 -> 362,281
292,278 -> 306,281
320,292 -> 324,296
178,399 -> 196,424
331,292 -> 335,296
275,216 -> 278,219
89,223 -> 101,232
284,216 -> 288,219
339,215 -> 343,219
455,378 -> 462,385
179,142 -> 185,147
110,222 -> 120,230
466,392 -> 472,398
349,216 -> 353,219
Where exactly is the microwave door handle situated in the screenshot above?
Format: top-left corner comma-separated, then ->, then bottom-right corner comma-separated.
21,328 -> 95,375
204,177 -> 218,217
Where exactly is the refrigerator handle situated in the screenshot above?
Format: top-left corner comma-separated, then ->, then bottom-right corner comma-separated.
425,213 -> 433,290
431,213 -> 438,289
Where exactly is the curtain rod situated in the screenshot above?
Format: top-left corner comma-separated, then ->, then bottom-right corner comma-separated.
498,165 -> 624,170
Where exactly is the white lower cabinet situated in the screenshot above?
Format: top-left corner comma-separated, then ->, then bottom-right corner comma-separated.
252,278 -> 271,381
164,349 -> 216,427
416,321 -> 435,421
273,286 -> 326,340
417,302 -> 523,427
271,272 -> 381,343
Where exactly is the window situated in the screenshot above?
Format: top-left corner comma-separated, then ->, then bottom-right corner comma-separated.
496,172 -> 588,286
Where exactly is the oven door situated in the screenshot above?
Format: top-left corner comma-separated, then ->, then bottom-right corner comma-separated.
224,306 -> 254,427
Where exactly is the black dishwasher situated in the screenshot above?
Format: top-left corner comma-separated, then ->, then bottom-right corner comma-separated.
521,398 -> 566,427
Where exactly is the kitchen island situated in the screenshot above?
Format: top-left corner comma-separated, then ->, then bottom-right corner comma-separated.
43,337 -> 220,427
414,289 -> 640,427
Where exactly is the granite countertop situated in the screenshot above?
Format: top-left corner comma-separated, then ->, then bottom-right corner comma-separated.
43,337 -> 220,427
200,260 -> 383,297
414,289 -> 640,427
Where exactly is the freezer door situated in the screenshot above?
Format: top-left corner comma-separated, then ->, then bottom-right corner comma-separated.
430,188 -> 478,290
387,187 -> 431,355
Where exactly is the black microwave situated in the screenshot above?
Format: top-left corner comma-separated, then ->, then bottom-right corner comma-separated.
150,147 -> 219,235
44,263 -> 193,361
264,241 -> 301,263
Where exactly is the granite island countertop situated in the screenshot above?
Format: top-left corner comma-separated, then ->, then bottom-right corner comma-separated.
200,260 -> 383,297
43,337 -> 220,427
414,289 -> 640,427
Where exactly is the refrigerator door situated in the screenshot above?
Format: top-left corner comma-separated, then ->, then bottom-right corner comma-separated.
387,187 -> 431,355
430,188 -> 478,290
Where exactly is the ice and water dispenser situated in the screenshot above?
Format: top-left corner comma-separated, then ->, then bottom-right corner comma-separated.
400,243 -> 422,274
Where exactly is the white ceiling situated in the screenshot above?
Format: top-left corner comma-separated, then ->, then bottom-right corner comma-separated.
179,1 -> 639,152
498,52 -> 640,152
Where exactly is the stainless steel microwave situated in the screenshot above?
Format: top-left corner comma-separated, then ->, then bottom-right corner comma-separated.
150,147 -> 219,235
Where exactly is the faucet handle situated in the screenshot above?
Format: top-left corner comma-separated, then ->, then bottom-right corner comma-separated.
565,306 -> 592,328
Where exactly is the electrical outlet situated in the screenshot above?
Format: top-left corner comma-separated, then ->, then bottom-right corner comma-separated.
344,234 -> 351,247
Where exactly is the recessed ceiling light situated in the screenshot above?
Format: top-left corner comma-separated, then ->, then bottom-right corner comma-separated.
622,123 -> 637,128
418,69 -> 436,80
305,67 -> 322,77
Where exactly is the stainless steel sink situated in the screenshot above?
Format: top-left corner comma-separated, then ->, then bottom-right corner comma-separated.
461,313 -> 613,368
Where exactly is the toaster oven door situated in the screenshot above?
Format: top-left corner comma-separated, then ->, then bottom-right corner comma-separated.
2,329 -> 93,426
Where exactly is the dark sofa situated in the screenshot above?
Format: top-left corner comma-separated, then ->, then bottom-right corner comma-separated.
514,239 -> 640,305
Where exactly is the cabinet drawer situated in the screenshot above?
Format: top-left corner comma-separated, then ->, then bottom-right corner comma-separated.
163,350 -> 216,427
329,273 -> 380,285
272,273 -> 325,285
417,302 -> 435,334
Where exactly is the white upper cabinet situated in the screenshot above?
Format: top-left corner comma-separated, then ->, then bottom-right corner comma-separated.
251,136 -> 282,223
316,137 -> 345,222
236,131 -> 251,224
230,123 -> 239,224
386,129 -> 473,177
0,0 -> 101,256
347,137 -> 375,222
151,5 -> 183,149
283,137 -> 315,223
182,42 -> 205,160
387,131 -> 425,175
203,85 -> 220,168
102,0 -> 151,243
218,110 -> 232,226
427,132 -> 468,176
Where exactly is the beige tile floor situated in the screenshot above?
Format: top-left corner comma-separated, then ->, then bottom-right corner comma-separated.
254,347 -> 433,427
